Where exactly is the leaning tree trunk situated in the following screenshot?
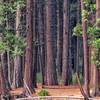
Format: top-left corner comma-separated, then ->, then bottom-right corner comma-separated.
45,0 -> 58,85
24,0 -> 34,93
81,0 -> 90,97
62,0 -> 70,85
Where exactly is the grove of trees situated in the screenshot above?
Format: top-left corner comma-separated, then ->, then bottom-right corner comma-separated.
0,0 -> 100,99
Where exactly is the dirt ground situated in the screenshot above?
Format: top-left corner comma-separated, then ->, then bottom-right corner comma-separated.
36,85 -> 82,96
10,85 -> 82,96
10,85 -> 100,100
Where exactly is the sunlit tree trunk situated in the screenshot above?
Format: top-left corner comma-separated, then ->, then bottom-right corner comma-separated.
81,0 -> 90,97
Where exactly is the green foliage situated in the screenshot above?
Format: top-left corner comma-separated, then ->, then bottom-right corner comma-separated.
96,18 -> 100,26
87,26 -> 100,36
92,38 -> 100,49
82,9 -> 90,19
0,0 -> 26,57
0,30 -> 26,56
73,23 -> 82,36
38,89 -> 49,96
95,60 -> 100,68
0,0 -> 25,24
14,0 -> 26,9
83,0 -> 91,4
0,41 -> 8,53
90,4 -> 96,12
73,0 -> 100,68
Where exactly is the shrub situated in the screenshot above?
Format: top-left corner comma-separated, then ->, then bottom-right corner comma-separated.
38,89 -> 49,96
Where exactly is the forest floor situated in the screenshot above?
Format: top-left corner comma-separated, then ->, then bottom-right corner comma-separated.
10,84 -> 100,100
10,84 -> 81,96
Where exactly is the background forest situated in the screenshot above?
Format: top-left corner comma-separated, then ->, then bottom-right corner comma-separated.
0,0 -> 100,99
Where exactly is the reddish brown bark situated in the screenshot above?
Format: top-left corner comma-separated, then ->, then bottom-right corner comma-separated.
12,4 -> 23,88
81,0 -> 90,97
24,0 -> 34,93
62,0 -> 70,85
95,0 -> 100,95
45,0 -> 58,85
56,0 -> 63,76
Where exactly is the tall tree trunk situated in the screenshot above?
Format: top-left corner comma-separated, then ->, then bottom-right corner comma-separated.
24,0 -> 34,93
12,4 -> 23,88
81,0 -> 90,97
96,0 -> 100,95
38,0 -> 46,85
0,58 -> 7,99
62,0 -> 70,85
45,0 -> 58,85
31,0 -> 37,88
0,1 -> 11,96
1,53 -> 10,90
76,0 -> 81,73
56,0 -> 63,77
89,1 -> 98,95
91,0 -> 100,96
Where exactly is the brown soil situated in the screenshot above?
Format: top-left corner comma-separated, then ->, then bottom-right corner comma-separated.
10,85 -> 100,99
10,85 -> 82,97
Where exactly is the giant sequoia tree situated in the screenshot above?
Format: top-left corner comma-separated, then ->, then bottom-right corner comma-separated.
45,0 -> 58,85
24,0 -> 34,93
62,0 -> 70,85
